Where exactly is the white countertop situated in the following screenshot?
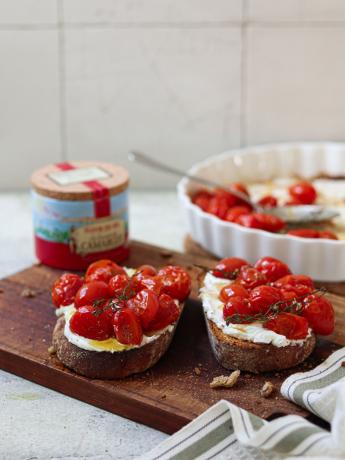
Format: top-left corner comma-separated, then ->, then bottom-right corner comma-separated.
0,190 -> 185,460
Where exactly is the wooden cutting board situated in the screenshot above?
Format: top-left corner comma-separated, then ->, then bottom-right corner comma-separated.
0,240 -> 343,434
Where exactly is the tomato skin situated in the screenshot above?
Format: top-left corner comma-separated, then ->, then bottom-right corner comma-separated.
70,304 -> 114,340
146,294 -> 180,332
51,273 -> 83,307
192,190 -> 213,212
126,289 -> 159,330
230,183 -> 250,197
236,213 -> 262,229
254,256 -> 291,283
74,281 -> 111,309
219,283 -> 249,303
85,259 -> 125,283
289,181 -> 317,205
223,296 -> 253,323
264,313 -> 309,339
319,231 -> 338,240
249,285 -> 282,314
273,274 -> 314,289
113,308 -> 143,345
258,195 -> 278,208
207,195 -> 229,220
302,295 -> 335,335
236,266 -> 267,290
215,188 -> 239,208
255,213 -> 285,233
157,266 -> 191,301
136,265 -> 157,277
288,229 -> 320,239
212,257 -> 249,279
108,273 -> 137,299
225,206 -> 251,222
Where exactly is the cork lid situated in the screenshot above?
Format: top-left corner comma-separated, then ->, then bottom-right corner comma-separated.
31,161 -> 129,200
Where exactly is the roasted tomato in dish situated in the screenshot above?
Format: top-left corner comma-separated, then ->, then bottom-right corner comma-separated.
113,308 -> 143,345
212,257 -> 248,279
249,285 -> 282,314
109,273 -> 137,299
287,229 -> 320,239
85,259 -> 125,283
236,266 -> 267,290
207,194 -> 230,220
236,213 -> 285,233
255,256 -> 291,283
51,273 -> 83,307
258,195 -> 278,208
225,206 -> 251,222
223,296 -> 253,323
219,283 -> 249,303
74,281 -> 111,309
126,289 -> 159,330
147,294 -> 180,332
264,312 -> 309,340
192,190 -> 213,212
157,266 -> 191,301
288,181 -> 317,205
302,295 -> 335,335
318,231 -> 338,240
70,304 -> 114,340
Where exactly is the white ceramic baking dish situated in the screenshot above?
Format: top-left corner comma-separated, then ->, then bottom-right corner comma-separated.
177,142 -> 345,281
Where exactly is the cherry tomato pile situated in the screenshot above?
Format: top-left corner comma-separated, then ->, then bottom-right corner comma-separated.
192,180 -> 339,240
212,256 -> 335,340
51,260 -> 191,346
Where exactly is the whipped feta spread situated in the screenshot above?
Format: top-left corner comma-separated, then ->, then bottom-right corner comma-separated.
55,267 -> 174,353
200,272 -> 311,348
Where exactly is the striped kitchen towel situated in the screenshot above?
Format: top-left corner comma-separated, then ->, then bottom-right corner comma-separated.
141,347 -> 345,460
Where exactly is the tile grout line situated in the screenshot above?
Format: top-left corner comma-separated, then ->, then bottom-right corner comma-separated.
239,0 -> 248,147
57,0 -> 67,162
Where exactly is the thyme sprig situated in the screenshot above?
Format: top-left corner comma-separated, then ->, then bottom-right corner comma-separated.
225,287 -> 327,325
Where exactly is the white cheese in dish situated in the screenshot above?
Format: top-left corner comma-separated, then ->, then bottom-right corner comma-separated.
200,272 -> 310,348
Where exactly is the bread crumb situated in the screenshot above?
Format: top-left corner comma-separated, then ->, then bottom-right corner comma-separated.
260,381 -> 275,398
160,251 -> 172,258
210,370 -> 240,389
48,346 -> 56,355
194,367 -> 201,376
21,288 -> 36,298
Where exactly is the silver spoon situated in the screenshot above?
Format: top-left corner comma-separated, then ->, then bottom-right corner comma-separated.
128,151 -> 339,223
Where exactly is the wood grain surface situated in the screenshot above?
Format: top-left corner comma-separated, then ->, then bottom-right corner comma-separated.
0,240 -> 342,434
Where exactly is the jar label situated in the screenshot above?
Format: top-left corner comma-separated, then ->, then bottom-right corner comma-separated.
48,167 -> 110,186
70,217 -> 125,255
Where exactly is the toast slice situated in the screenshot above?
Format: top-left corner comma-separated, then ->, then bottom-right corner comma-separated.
52,312 -> 181,379
205,314 -> 316,374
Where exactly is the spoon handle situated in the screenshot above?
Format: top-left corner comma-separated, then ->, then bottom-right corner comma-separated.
128,150 -> 255,208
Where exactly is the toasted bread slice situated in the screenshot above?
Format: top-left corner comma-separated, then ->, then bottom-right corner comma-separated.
205,315 -> 316,373
52,313 -> 180,379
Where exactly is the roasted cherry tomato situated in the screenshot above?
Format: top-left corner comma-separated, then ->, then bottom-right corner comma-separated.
126,289 -> 159,330
147,294 -> 180,331
215,188 -> 240,207
236,266 -> 267,290
85,259 -> 125,283
235,213 -> 262,229
207,195 -> 230,220
255,213 -> 285,232
157,266 -> 191,301
212,257 -> 249,279
285,198 -> 303,206
249,285 -> 282,314
223,296 -> 253,323
258,195 -> 278,208
132,274 -> 163,296
319,231 -> 338,240
136,265 -> 157,276
289,181 -> 317,205
70,304 -> 114,340
219,283 -> 249,303
302,295 -> 335,335
225,206 -> 251,222
273,274 -> 314,289
279,284 -> 312,302
264,312 -> 309,339
51,273 -> 83,307
254,256 -> 291,283
74,281 -> 111,309
109,273 -> 137,299
192,190 -> 213,212
287,229 -> 320,239
113,308 -> 143,345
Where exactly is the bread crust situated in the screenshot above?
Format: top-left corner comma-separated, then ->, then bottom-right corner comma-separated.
205,315 -> 316,373
52,315 -> 179,379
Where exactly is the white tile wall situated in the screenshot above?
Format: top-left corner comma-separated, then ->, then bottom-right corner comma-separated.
0,29 -> 60,189
64,27 -> 241,187
1,0 -> 345,189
